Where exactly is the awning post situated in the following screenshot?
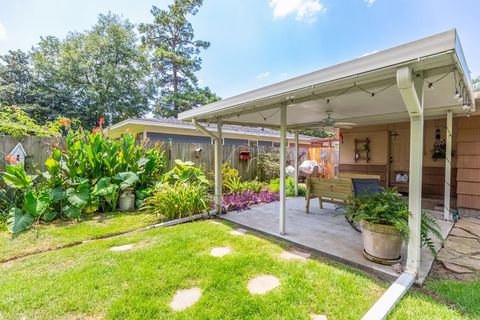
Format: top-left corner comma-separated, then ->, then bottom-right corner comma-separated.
214,120 -> 223,214
294,129 -> 299,196
279,104 -> 287,235
444,110 -> 453,220
397,66 -> 424,276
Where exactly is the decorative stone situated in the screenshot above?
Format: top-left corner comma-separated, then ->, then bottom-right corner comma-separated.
447,257 -> 480,271
280,248 -> 311,261
449,228 -> 478,239
455,221 -> 480,238
442,262 -> 475,274
247,275 -> 280,295
443,237 -> 480,255
310,314 -> 328,320
229,228 -> 247,236
391,263 -> 405,274
110,244 -> 134,252
210,247 -> 231,257
170,287 -> 202,311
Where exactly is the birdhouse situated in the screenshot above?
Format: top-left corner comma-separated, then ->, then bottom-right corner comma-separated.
239,150 -> 251,160
8,143 -> 27,165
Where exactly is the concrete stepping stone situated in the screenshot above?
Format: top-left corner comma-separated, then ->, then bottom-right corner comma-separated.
210,247 -> 231,257
280,248 -> 311,261
310,314 -> 328,320
229,228 -> 247,236
110,244 -> 134,252
170,287 -> 202,311
247,275 -> 280,295
210,220 -> 222,225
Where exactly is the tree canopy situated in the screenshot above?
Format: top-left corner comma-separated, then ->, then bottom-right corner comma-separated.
140,0 -> 220,117
0,2 -> 219,127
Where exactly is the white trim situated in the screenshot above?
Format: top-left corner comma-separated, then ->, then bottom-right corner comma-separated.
362,272 -> 415,320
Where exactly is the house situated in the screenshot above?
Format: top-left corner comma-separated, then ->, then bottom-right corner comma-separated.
107,117 -> 315,147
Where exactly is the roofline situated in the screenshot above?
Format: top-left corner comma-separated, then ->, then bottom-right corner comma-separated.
107,118 -> 316,141
179,29 -> 473,122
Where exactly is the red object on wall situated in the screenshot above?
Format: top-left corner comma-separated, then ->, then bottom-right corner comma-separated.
239,150 -> 251,160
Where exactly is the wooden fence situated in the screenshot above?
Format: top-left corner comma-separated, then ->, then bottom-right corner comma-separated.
0,136 -> 59,172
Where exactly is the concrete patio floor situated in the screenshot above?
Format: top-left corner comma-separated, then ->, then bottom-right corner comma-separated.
221,197 -> 454,285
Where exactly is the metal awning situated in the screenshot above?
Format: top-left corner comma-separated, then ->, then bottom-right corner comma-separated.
179,29 -> 474,129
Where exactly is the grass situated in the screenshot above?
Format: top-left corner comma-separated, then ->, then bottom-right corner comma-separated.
426,277 -> 480,319
0,211 -> 158,262
0,219 -> 472,320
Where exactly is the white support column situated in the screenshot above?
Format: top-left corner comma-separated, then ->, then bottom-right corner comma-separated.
397,66 -> 424,276
215,120 -> 223,214
444,110 -> 453,221
294,129 -> 299,196
279,104 -> 287,235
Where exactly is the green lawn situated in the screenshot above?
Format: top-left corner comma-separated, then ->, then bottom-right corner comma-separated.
0,212 -> 158,262
0,219 -> 472,320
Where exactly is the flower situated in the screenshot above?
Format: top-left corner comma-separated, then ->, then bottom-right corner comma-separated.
92,127 -> 101,134
59,117 -> 71,128
98,116 -> 105,128
126,127 -> 131,133
4,154 -> 18,165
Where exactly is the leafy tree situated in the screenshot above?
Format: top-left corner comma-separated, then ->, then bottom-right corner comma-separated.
473,76 -> 479,91
299,129 -> 334,138
0,13 -> 153,129
32,13 -> 154,128
140,0 -> 220,117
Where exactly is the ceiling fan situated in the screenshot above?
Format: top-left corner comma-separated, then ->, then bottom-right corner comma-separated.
317,111 -> 356,130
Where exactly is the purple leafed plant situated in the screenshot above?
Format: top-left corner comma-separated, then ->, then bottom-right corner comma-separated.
221,191 -> 280,212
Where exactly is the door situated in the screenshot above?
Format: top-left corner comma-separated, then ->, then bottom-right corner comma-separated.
389,128 -> 410,192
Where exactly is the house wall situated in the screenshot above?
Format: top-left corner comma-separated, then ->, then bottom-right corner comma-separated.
455,115 -> 480,209
339,117 -> 470,202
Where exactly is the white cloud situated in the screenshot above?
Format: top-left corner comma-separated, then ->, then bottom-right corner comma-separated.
364,0 -> 376,7
257,71 -> 270,79
269,0 -> 326,22
0,21 -> 7,41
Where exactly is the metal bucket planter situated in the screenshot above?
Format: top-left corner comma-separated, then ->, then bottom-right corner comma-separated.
119,188 -> 135,211
361,220 -> 403,265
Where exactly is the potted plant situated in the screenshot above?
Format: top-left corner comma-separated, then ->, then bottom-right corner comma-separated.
345,189 -> 443,265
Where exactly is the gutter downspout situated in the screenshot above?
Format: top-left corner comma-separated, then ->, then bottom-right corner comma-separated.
193,119 -> 223,214
363,66 -> 424,320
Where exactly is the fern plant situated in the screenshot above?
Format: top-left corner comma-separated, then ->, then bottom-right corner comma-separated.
345,188 -> 443,256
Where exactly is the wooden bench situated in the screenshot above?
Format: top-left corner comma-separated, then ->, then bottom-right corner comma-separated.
305,174 -> 381,213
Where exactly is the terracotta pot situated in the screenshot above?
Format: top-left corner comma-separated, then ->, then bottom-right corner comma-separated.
361,220 -> 403,261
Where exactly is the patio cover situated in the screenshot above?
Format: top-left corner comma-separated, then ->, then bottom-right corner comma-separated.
179,29 -> 473,128
179,29 -> 474,319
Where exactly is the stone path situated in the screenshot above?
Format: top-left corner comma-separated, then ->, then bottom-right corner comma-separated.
229,228 -> 247,236
110,244 -> 134,252
280,248 -> 311,261
435,217 -> 480,276
310,314 -> 328,320
247,275 -> 280,295
170,287 -> 202,311
210,247 -> 231,257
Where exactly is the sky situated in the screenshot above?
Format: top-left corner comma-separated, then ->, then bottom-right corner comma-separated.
0,0 -> 479,98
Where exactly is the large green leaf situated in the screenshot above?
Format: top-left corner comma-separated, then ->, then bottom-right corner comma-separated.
7,207 -> 34,234
44,211 -> 58,222
51,186 -> 66,202
2,165 -> 35,189
66,183 -> 90,207
92,177 -> 117,196
113,172 -> 139,190
63,206 -> 81,219
24,191 -> 50,218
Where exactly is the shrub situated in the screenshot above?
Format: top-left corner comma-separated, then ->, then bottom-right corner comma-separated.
222,191 -> 280,212
0,105 -> 63,138
222,162 -> 267,194
345,189 -> 443,255
163,159 -> 210,187
269,177 -> 306,197
143,182 -> 210,221
257,151 -> 280,182
1,120 -> 167,234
